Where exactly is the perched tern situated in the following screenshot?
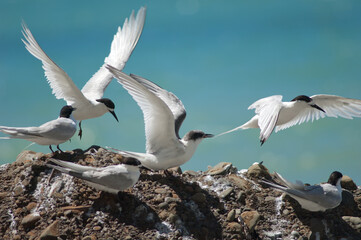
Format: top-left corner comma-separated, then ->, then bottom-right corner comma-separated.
0,105 -> 76,153
21,6 -> 146,138
47,157 -> 141,194
261,171 -> 343,212
106,65 -> 214,171
218,94 -> 361,145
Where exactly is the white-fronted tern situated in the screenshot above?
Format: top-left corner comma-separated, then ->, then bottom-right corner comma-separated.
47,157 -> 141,194
261,171 -> 343,212
0,105 -> 76,153
21,7 -> 146,138
106,65 -> 214,171
218,94 -> 361,145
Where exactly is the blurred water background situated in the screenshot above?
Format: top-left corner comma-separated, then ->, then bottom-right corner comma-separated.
0,0 -> 360,185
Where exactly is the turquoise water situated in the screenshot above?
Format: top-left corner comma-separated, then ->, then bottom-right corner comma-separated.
0,0 -> 360,185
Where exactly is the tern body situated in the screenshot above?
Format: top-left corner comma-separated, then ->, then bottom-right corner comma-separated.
21,7 -> 146,137
47,158 -> 141,194
220,94 -> 361,144
0,105 -> 76,152
106,65 -> 213,171
262,171 -> 343,212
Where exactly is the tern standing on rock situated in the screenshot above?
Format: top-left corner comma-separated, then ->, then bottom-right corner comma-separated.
0,105 -> 77,153
106,65 -> 214,171
21,7 -> 146,138
218,94 -> 361,145
261,171 -> 343,212
47,157 -> 141,194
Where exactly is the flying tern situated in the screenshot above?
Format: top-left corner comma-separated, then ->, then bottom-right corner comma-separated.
47,157 -> 141,194
0,105 -> 76,153
261,171 -> 343,212
106,65 -> 214,171
218,94 -> 361,145
21,6 -> 146,138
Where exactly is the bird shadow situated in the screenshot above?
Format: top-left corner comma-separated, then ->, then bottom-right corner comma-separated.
139,171 -> 224,240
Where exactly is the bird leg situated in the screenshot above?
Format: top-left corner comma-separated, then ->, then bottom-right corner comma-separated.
57,145 -> 64,153
49,145 -> 55,153
78,121 -> 83,139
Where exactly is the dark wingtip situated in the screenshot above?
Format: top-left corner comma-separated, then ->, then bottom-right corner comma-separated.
260,139 -> 265,146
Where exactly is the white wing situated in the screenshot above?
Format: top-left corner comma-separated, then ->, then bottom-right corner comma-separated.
130,73 -> 186,138
21,22 -> 88,106
275,94 -> 361,132
106,65 -> 179,154
81,7 -> 146,99
249,95 -> 283,143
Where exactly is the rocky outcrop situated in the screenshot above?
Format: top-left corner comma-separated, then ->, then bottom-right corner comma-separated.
0,146 -> 360,239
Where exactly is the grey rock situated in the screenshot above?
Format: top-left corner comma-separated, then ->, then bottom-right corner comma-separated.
341,175 -> 357,190
219,187 -> 233,199
247,163 -> 271,179
226,209 -> 236,222
21,213 -> 41,228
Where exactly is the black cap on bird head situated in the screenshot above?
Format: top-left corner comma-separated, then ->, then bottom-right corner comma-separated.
59,105 -> 75,118
96,98 -> 119,122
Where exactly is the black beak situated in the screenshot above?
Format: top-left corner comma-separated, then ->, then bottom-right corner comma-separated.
311,104 -> 325,113
109,110 -> 119,122
203,133 -> 214,139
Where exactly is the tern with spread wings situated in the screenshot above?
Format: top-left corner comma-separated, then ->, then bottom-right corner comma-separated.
106,65 -> 213,171
22,7 -> 146,138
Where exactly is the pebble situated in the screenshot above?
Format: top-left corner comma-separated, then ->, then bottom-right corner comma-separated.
226,222 -> 243,233
207,162 -> 233,175
219,187 -> 233,199
155,188 -> 167,194
226,209 -> 236,222
240,211 -> 260,231
228,175 -> 249,190
39,220 -> 59,240
13,185 -> 24,196
93,226 -> 102,231
341,175 -> 357,190
247,163 -> 271,179
21,213 -> 41,228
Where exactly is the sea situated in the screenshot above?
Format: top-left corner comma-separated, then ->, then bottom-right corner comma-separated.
0,0 -> 360,185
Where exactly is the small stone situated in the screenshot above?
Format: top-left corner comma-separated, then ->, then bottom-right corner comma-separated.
0,192 -> 8,199
240,211 -> 260,231
226,209 -> 236,222
158,202 -> 168,209
228,175 -> 249,190
82,235 -> 96,240
219,187 -> 233,199
247,163 -> 271,179
155,188 -> 167,194
341,175 -> 357,191
191,192 -> 206,203
265,196 -> 275,202
93,226 -> 102,231
21,213 -> 41,228
39,220 -> 59,240
168,166 -> 182,174
207,162 -> 233,175
26,202 -> 37,211
226,222 -> 242,233
183,170 -> 199,176
14,185 -> 24,196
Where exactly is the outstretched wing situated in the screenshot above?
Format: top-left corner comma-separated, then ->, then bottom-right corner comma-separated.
130,73 -> 186,138
275,94 -> 361,132
22,22 -> 88,106
249,95 -> 283,143
81,7 -> 146,99
106,65 -> 179,154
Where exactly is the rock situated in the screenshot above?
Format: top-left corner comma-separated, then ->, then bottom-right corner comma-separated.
21,213 -> 41,228
207,162 -> 233,175
226,222 -> 243,233
228,174 -> 249,190
247,163 -> 271,179
183,170 -> 199,176
226,209 -> 236,222
13,185 -> 24,196
341,175 -> 357,190
168,166 -> 182,175
155,188 -> 167,194
219,187 -> 233,199
39,220 -> 59,240
240,211 -> 260,231
26,202 -> 37,211
191,192 -> 206,203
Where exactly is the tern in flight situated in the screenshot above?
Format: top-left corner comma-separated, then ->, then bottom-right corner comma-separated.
0,105 -> 76,153
47,157 -> 141,194
218,94 -> 361,145
106,65 -> 214,171
261,171 -> 343,212
21,7 -> 146,138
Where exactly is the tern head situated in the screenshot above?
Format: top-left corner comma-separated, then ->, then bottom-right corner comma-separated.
122,157 -> 142,167
291,95 -> 325,113
96,98 -> 119,122
59,105 -> 76,118
327,171 -> 343,186
183,130 -> 214,142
